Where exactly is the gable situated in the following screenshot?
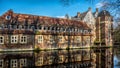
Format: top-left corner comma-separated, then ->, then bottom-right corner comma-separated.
83,11 -> 95,24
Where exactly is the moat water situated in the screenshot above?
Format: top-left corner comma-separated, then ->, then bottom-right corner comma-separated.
0,47 -> 120,68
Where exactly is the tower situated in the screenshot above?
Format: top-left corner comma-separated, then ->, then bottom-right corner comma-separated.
96,10 -> 113,46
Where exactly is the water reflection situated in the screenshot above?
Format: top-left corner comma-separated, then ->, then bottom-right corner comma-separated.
0,48 -> 115,68
0,52 -> 34,68
114,48 -> 120,68
35,49 -> 92,68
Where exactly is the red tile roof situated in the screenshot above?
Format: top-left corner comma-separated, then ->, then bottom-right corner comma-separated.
0,10 -> 90,29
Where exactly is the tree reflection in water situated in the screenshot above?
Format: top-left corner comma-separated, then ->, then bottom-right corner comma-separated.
0,48 -> 115,68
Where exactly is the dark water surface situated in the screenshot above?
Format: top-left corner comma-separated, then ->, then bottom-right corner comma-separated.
0,47 -> 119,68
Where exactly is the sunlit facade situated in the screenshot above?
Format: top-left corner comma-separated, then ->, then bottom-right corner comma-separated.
0,10 -> 92,50
70,8 -> 113,46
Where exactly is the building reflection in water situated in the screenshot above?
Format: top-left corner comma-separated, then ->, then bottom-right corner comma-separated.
0,48 -> 113,68
35,49 -> 92,68
93,48 -> 113,68
0,52 -> 34,68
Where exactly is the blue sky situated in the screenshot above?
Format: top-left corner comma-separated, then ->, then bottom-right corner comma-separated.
0,0 -> 100,17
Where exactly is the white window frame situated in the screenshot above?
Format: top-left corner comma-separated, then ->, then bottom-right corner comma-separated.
38,35 -> 43,43
11,35 -> 18,44
11,59 -> 18,68
0,36 -> 4,44
20,59 -> 27,67
20,36 -> 27,44
37,57 -> 43,66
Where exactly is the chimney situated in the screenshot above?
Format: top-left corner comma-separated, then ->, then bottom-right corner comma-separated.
77,12 -> 80,18
88,7 -> 92,11
65,14 -> 69,19
7,9 -> 13,16
96,8 -> 98,12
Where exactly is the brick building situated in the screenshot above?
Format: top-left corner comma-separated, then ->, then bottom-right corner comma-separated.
0,10 -> 92,50
70,8 -> 113,46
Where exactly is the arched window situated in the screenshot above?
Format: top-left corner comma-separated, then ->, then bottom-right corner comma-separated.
31,26 -> 35,30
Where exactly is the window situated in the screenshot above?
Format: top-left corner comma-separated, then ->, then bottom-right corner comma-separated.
48,56 -> 53,64
19,25 -> 22,29
57,27 -> 60,32
38,35 -> 43,43
11,35 -> 18,43
60,28 -> 63,32
48,27 -> 50,30
49,36 -> 54,43
75,28 -> 77,32
11,59 -> 18,68
77,55 -> 81,61
59,55 -> 63,63
4,25 -> 8,29
58,36 -> 63,43
0,60 -> 3,68
43,27 -> 48,30
20,59 -> 27,67
22,25 -> 25,29
50,27 -> 52,31
9,25 -> 12,29
72,28 -> 74,32
6,15 -> 11,20
53,27 -> 56,31
31,26 -> 35,30
37,26 -> 42,30
37,57 -> 43,66
0,36 -> 4,44
76,37 -> 80,43
20,36 -> 27,43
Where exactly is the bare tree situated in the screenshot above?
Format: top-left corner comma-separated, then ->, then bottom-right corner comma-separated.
60,0 -> 120,22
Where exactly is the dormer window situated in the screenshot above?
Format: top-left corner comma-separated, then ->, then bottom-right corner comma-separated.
50,27 -> 52,31
22,25 -> 25,29
43,26 -> 48,30
75,28 -> 77,32
60,28 -> 63,32
48,27 -> 50,30
31,26 -> 35,30
38,26 -> 42,30
9,25 -> 12,29
19,25 -> 22,29
53,27 -> 56,31
0,26 -> 2,29
27,25 -> 30,29
57,27 -> 60,32
14,25 -> 17,29
16,25 -> 19,29
72,28 -> 74,32
6,15 -> 11,20
4,25 -> 8,29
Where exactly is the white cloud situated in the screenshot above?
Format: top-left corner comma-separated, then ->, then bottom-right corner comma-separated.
56,16 -> 65,18
96,2 -> 104,8
96,1 -> 109,8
